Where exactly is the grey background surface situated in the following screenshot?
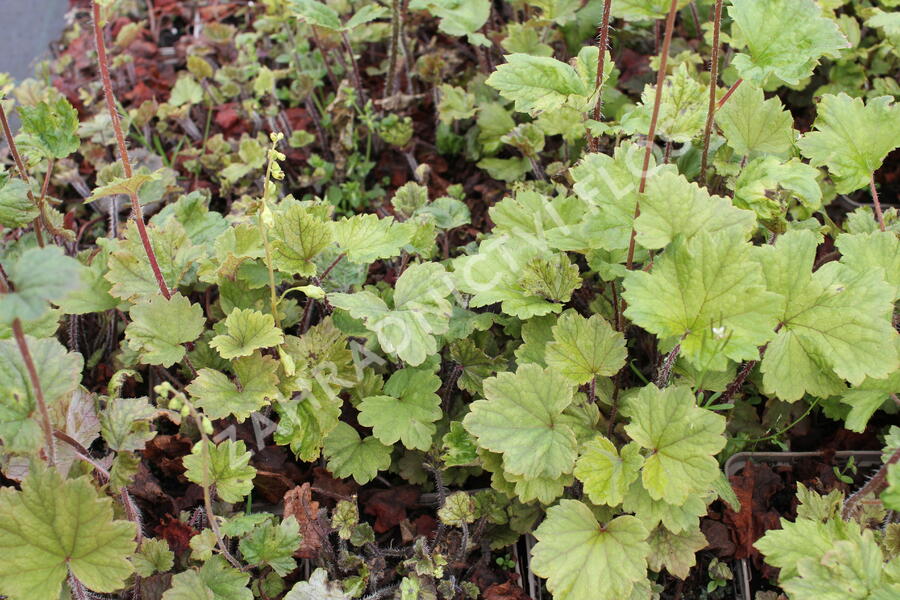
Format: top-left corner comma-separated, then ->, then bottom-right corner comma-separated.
0,0 -> 69,82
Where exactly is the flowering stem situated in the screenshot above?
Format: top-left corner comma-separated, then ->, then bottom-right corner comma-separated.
385,0 -> 401,99
91,0 -> 170,299
625,0 -> 679,272
588,0 -> 614,152
259,178 -> 281,330
700,0 -> 724,181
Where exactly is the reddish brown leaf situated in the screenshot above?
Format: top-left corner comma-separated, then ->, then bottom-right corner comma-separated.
312,466 -> 357,504
252,469 -> 296,504
723,461 -> 783,566
413,514 -> 437,539
701,518 -> 735,558
153,514 -> 197,555
284,483 -> 324,559
143,434 -> 192,478
484,580 -> 532,600
362,486 -> 420,533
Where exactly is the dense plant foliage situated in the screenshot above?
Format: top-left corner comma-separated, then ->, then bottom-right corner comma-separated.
0,0 -> 898,599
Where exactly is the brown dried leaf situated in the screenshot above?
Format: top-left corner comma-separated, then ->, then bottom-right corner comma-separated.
284,483 -> 324,559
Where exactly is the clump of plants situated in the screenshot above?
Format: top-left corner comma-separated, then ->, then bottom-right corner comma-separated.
0,0 -> 898,599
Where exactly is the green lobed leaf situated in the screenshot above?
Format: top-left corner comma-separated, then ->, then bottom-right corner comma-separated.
757,230 -> 898,399
783,537 -> 899,599
17,97 -> 80,158
99,396 -> 157,452
840,370 -> 900,433
463,364 -> 577,480
801,93 -> 900,196
567,141 -> 675,252
106,219 -> 201,301
183,439 -> 257,503
622,385 -> 727,505
210,308 -> 284,360
330,262 -> 453,365
621,63 -> 707,143
448,337 -> 504,395
646,526 -> 708,579
0,246 -> 83,323
755,517 -> 860,581
453,237 -> 565,319
86,170 -> 163,204
162,555 -> 252,600
169,75 -> 204,107
238,517 -> 302,576
715,80 -> 795,156
441,421 -> 479,467
544,310 -> 626,385
132,537 -> 175,577
151,192 -> 229,247
188,353 -> 280,422
57,245 -> 118,314
623,232 -> 782,371
729,0 -> 849,86
756,517 -> 899,597
732,157 -> 822,222
270,203 -> 333,276
0,176 -> 38,228
125,293 -> 206,367
323,422 -> 392,484
275,390 -> 342,461
412,0 -> 491,42
437,491 -> 476,527
622,479 -> 711,534
837,230 -> 900,301
284,568 -> 350,600
0,463 -> 136,600
358,368 -> 442,451
486,53 -> 588,115
288,0 -> 342,30
635,170 -> 757,251
0,336 -> 83,453
530,500 -> 650,600
574,436 -> 643,507
331,214 -> 414,264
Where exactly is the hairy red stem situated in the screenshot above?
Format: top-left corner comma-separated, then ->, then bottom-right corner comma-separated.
589,0 -> 614,152
700,0 -> 724,181
625,0 -> 680,271
92,1 -> 170,299
716,78 -> 743,110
